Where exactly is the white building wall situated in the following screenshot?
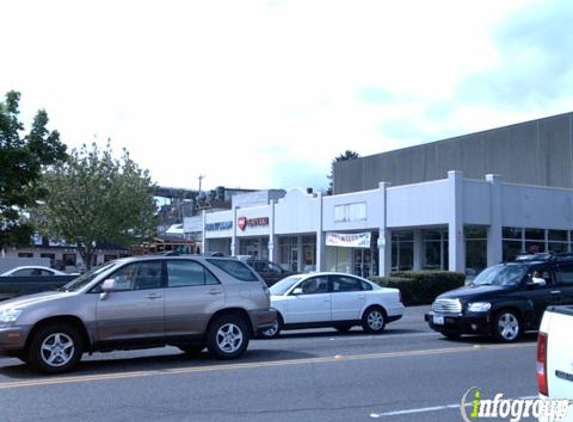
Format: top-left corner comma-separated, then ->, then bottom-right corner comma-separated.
501,184 -> 573,229
323,189 -> 383,231
275,189 -> 320,234
387,180 -> 450,227
463,181 -> 491,225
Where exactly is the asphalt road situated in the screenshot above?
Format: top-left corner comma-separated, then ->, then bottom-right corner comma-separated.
0,306 -> 539,422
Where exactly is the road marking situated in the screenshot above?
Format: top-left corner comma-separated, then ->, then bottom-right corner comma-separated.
0,342 -> 534,390
369,396 -> 538,418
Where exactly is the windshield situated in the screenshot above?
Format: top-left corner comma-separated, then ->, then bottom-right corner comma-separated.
269,276 -> 303,296
472,264 -> 528,286
59,261 -> 119,292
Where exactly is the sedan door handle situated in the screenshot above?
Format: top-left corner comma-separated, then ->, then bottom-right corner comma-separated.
550,290 -> 562,295
145,293 -> 162,300
209,290 -> 224,296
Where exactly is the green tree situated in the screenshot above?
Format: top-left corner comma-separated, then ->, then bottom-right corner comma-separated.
0,91 -> 67,250
34,142 -> 158,270
327,150 -> 360,195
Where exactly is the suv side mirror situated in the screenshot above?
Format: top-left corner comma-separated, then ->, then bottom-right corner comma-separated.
292,287 -> 303,296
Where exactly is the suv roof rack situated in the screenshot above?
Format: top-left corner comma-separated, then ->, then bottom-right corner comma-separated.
512,252 -> 573,263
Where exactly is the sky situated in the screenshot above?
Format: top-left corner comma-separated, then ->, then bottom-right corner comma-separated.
2,0 -> 573,192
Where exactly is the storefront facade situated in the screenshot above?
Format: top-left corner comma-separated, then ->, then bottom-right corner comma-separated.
199,171 -> 573,277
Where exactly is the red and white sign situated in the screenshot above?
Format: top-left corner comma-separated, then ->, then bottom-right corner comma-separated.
237,216 -> 269,231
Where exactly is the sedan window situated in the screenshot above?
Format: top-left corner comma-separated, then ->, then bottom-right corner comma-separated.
332,276 -> 362,293
300,276 -> 329,294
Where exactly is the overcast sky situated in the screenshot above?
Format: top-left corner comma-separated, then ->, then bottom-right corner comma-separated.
2,0 -> 573,192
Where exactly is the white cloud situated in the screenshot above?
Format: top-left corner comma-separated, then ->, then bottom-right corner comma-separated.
2,0 -> 570,192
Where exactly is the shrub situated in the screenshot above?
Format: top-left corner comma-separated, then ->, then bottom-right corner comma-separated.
370,271 -> 465,306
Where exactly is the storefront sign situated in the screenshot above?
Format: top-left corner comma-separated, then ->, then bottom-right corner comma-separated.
326,232 -> 371,248
237,216 -> 270,231
205,221 -> 233,231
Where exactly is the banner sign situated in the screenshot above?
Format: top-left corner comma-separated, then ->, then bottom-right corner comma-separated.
326,232 -> 371,248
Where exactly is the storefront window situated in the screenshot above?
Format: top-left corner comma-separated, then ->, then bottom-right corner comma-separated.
302,235 -> 316,272
279,236 -> 298,272
465,226 -> 487,274
392,230 -> 414,271
326,247 -> 351,273
423,228 -> 448,270
239,238 -> 269,259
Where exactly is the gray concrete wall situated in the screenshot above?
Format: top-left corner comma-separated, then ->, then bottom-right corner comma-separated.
334,112 -> 573,193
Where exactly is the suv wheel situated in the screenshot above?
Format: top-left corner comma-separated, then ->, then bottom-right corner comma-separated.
206,315 -> 250,359
28,324 -> 83,374
494,310 -> 522,342
362,307 -> 387,334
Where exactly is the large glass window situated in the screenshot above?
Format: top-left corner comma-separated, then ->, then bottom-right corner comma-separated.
503,227 -> 571,260
423,228 -> 448,270
279,236 -> 298,272
466,226 -> 487,274
302,235 -> 316,272
392,231 -> 414,271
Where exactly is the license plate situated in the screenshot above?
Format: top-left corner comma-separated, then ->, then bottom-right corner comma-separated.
433,316 -> 444,325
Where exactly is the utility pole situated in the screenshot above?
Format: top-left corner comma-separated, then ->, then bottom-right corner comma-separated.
198,174 -> 205,194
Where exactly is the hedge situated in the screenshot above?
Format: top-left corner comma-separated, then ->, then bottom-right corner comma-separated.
369,271 -> 465,306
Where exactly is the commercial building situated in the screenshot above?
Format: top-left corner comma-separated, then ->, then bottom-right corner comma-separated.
199,112 -> 573,277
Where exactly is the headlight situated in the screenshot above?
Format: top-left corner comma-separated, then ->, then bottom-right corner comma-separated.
0,309 -> 23,323
467,302 -> 492,313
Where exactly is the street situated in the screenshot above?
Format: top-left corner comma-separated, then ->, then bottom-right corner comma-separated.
0,306 -> 539,422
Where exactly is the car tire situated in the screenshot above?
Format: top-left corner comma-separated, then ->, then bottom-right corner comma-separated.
334,324 -> 353,333
178,345 -> 205,355
361,307 -> 387,334
206,315 -> 250,359
28,323 -> 84,374
260,314 -> 283,339
493,309 -> 522,342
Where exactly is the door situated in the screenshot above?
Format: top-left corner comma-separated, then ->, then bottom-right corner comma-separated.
523,266 -> 563,324
95,261 -> 165,342
330,275 -> 366,321
553,263 -> 573,305
285,276 -> 331,324
164,260 -> 225,337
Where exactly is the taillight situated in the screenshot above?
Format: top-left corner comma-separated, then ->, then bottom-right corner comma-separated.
537,332 -> 548,396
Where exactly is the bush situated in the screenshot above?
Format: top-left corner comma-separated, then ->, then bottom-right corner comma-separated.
369,271 -> 465,306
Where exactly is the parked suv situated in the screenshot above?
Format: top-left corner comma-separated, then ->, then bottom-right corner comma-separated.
425,253 -> 573,342
0,255 -> 276,373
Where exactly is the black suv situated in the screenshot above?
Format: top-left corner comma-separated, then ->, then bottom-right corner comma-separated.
246,260 -> 295,287
425,253 -> 573,342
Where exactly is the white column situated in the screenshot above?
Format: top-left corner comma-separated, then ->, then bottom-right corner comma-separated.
448,171 -> 465,272
201,210 -> 207,254
377,182 -> 391,276
486,174 -> 503,266
316,192 -> 325,272
231,206 -> 238,256
268,200 -> 277,261
413,229 -> 423,270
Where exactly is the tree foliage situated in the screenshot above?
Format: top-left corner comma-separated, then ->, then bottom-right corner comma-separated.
34,142 -> 158,270
326,150 -> 360,195
0,91 -> 67,250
